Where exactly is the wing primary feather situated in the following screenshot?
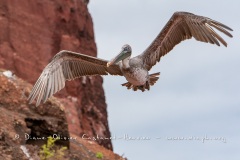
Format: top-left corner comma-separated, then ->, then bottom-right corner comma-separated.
55,68 -> 60,91
54,68 -> 59,92
191,23 -> 203,41
52,71 -> 56,94
59,66 -> 65,90
67,61 -> 73,79
42,74 -> 50,103
209,22 -> 233,37
203,25 -> 220,45
63,62 -> 68,78
65,61 -> 70,79
195,24 -> 210,43
199,26 -> 216,44
187,21 -> 201,40
28,76 -> 42,102
51,70 -> 55,95
28,74 -> 45,103
73,61 -> 78,77
62,62 -> 67,79
205,23 -> 227,47
68,61 -> 74,79
28,70 -> 49,99
57,66 -> 62,91
71,61 -> 75,77
36,75 -> 46,106
49,73 -> 54,99
210,20 -> 233,31
44,72 -> 52,102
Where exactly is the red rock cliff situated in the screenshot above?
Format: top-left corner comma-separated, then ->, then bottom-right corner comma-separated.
0,0 -> 112,150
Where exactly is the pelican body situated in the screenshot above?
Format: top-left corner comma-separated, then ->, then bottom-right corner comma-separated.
28,12 -> 233,106
107,44 -> 160,91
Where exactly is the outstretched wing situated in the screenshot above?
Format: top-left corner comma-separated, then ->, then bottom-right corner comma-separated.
137,12 -> 233,70
28,50 -> 123,106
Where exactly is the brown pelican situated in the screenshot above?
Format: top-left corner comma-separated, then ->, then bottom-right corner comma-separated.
28,12 -> 233,106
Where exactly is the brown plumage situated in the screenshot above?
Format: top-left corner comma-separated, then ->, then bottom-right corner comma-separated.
28,12 -> 233,106
138,12 -> 233,70
28,51 -> 122,106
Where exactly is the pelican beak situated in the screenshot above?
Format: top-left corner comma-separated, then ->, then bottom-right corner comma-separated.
107,49 -> 130,67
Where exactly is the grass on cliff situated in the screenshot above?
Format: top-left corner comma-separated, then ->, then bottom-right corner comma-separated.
39,136 -> 67,160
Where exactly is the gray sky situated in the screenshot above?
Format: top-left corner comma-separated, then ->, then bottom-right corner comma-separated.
89,1 -> 240,160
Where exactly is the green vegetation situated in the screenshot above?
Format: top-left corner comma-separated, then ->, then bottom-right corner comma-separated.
39,136 -> 67,160
96,152 -> 104,159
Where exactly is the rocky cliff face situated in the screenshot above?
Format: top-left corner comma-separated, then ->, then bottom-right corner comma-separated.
0,0 -> 112,150
0,70 -> 125,160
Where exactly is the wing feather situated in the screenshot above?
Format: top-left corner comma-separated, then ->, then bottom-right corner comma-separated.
138,12 -> 233,70
28,50 -> 123,106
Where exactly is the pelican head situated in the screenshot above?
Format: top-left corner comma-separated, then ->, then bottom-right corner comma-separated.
107,44 -> 132,67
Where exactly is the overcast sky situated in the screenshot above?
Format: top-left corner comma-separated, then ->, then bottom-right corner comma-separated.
88,1 -> 240,160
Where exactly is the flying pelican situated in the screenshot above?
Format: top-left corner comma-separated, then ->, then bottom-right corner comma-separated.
28,12 -> 233,106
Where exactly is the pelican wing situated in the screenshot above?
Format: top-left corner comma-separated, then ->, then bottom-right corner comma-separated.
28,50 -> 123,106
137,12 -> 233,70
